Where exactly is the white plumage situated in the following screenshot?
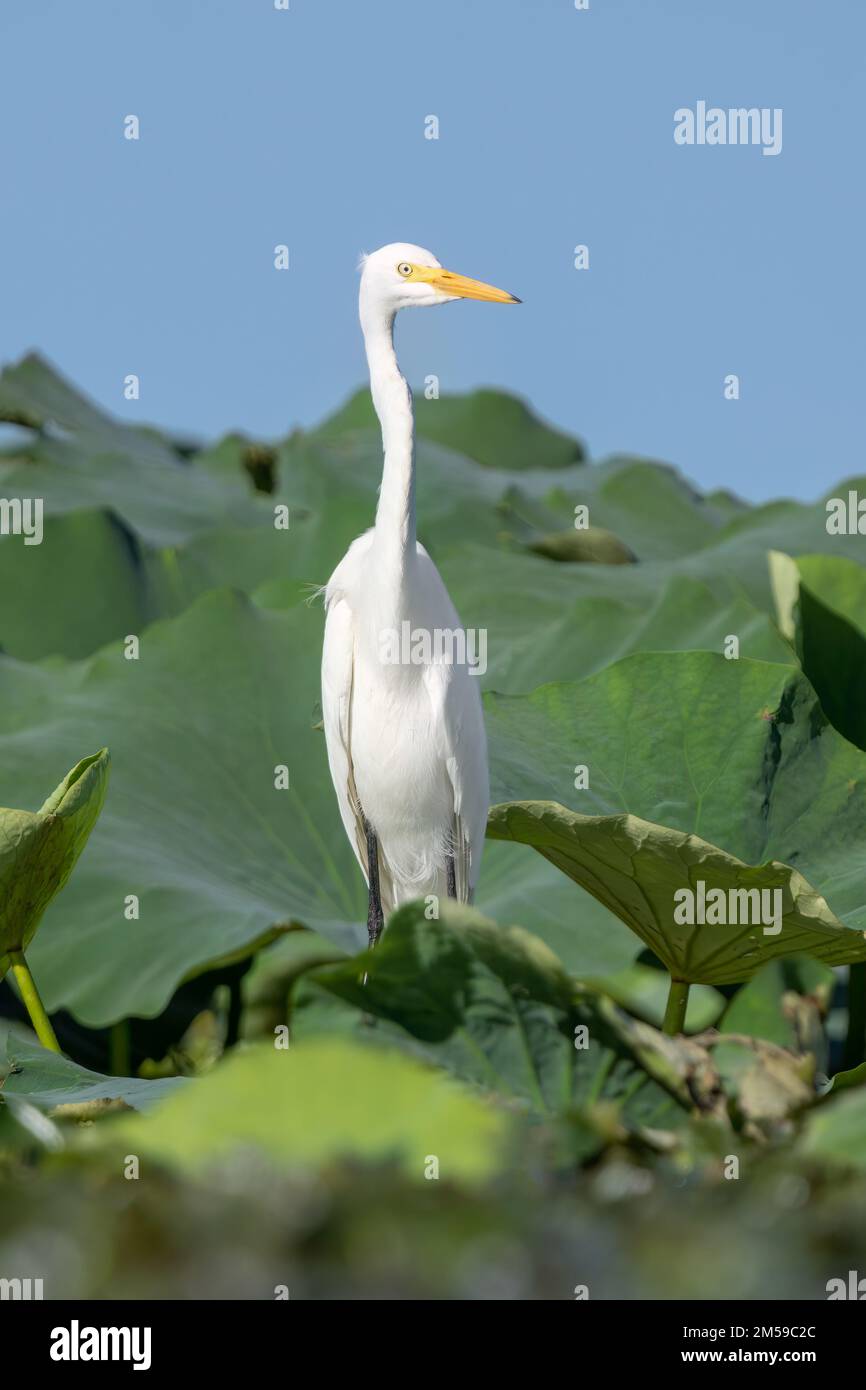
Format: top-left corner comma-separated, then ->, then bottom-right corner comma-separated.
321,243 -> 519,936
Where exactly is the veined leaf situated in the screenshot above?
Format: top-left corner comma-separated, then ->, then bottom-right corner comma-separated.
487,801 -> 866,985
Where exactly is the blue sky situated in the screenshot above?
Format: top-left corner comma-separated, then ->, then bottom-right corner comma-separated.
1,0 -> 862,501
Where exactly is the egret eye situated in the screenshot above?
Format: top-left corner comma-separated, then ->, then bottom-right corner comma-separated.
397,262 -> 413,278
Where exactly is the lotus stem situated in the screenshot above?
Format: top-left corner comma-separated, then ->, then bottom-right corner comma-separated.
9,950 -> 61,1053
662,978 -> 690,1036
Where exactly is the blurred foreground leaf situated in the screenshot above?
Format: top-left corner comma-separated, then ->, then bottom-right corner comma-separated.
99,1037 -> 511,1183
800,1081 -> 866,1171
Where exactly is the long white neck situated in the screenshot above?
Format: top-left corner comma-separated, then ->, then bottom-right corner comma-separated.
359,290 -> 416,567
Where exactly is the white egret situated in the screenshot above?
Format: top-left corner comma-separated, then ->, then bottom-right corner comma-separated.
321,243 -> 520,946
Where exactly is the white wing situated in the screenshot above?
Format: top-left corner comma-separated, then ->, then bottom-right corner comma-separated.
423,654 -> 488,903
417,550 -> 489,903
321,535 -> 397,914
321,595 -> 365,870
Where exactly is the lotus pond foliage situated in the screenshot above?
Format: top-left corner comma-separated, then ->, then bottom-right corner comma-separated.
1,355 -> 865,1298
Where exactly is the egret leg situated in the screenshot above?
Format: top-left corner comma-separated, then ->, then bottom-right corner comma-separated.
446,855 -> 457,900
364,818 -> 384,947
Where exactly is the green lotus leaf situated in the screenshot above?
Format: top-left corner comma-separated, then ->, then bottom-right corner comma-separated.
316,386 -> 585,470
0,1023 -> 184,1112
486,652 -> 866,958
825,1061 -> 866,1094
771,550 -> 866,751
487,801 -> 866,985
0,353 -> 261,548
441,545 -> 792,693
0,511 -> 149,660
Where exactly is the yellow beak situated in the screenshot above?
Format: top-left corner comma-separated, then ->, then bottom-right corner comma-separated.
415,265 -> 521,304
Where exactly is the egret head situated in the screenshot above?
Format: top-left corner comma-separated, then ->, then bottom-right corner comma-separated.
359,242 -> 520,316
